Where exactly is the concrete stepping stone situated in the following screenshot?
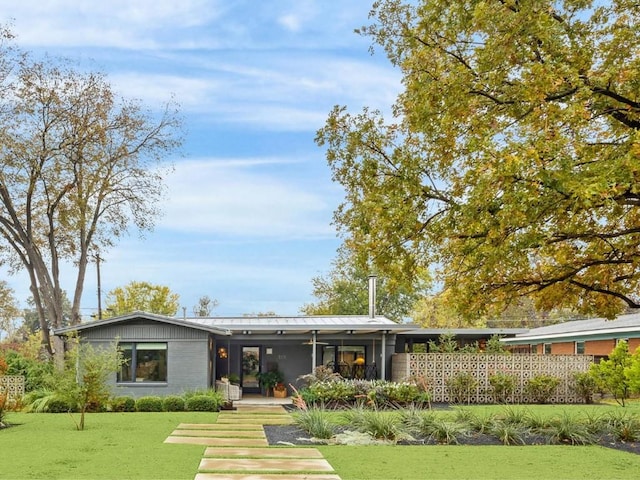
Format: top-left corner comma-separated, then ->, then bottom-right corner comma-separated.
171,429 -> 265,438
195,474 -> 341,480
203,447 -> 324,459
216,416 -> 292,425
164,436 -> 268,447
178,423 -> 263,430
232,406 -> 288,414
198,458 -> 335,472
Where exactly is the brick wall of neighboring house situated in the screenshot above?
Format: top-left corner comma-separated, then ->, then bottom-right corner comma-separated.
628,338 -> 640,352
551,342 -> 575,355
585,339 -> 616,356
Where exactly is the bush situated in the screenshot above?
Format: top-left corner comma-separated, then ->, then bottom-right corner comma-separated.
572,372 -> 597,404
489,372 -> 517,403
162,395 -> 185,412
3,350 -> 53,392
446,371 -> 478,404
293,408 -> 334,439
46,396 -> 77,413
185,394 -> 219,412
135,396 -> 163,412
110,396 -> 136,412
525,374 -> 560,404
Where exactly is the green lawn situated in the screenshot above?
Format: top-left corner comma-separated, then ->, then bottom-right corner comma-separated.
0,412 -> 212,480
1,407 -> 640,480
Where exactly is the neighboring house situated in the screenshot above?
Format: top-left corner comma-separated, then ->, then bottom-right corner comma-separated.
54,312 -> 411,398
501,312 -> 640,359
397,327 -> 528,352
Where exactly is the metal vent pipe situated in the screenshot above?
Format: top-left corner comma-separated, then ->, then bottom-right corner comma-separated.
368,275 -> 377,318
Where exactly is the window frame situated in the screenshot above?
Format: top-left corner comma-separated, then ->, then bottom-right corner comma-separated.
117,342 -> 168,384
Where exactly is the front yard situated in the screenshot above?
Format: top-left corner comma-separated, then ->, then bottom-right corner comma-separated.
2,405 -> 640,479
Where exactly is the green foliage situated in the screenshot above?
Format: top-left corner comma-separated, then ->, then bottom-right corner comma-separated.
293,408 -> 335,439
105,281 -> 180,317
318,0 -> 640,319
297,365 -> 342,386
3,349 -> 53,392
484,335 -> 509,354
604,410 -> 640,443
572,372 -> 598,404
589,341 -> 635,406
135,396 -> 164,412
525,374 -> 561,404
489,372 -> 517,403
446,372 -> 478,405
489,422 -> 527,446
546,412 -> 594,446
185,395 -> 219,412
162,395 -> 185,412
300,246 -> 428,322
110,396 -> 136,412
424,418 -> 467,445
256,369 -> 284,390
428,333 -> 459,353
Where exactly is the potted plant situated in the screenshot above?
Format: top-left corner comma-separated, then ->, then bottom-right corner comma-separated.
273,382 -> 287,398
256,369 -> 283,396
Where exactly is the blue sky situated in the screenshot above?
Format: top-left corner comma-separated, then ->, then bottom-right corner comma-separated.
1,1 -> 401,318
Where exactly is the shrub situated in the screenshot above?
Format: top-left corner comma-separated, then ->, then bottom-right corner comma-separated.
359,410 -> 406,442
0,389 -> 7,426
46,397 -> 77,413
525,374 -> 560,404
3,349 -> 53,392
489,372 -> 517,403
110,396 -> 136,412
498,406 -> 529,426
546,411 -> 594,445
186,394 -> 219,412
572,372 -> 597,404
604,410 -> 640,442
446,371 -> 478,404
135,396 -> 163,412
162,395 -> 185,412
425,418 -> 467,445
293,408 -> 334,439
490,422 -> 527,445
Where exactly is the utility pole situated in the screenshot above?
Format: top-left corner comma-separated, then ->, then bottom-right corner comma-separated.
95,253 -> 102,320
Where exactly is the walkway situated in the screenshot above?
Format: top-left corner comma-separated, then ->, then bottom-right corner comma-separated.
164,403 -> 341,480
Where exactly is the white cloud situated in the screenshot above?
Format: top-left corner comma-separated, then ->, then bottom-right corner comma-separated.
159,158 -> 337,239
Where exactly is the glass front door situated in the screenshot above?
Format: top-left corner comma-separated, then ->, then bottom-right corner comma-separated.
241,346 -> 260,392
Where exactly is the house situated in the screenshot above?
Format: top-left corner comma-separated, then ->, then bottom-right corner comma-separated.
500,312 -> 640,359
54,311 -> 412,398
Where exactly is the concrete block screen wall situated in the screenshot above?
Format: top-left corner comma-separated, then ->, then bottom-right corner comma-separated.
392,353 -> 593,403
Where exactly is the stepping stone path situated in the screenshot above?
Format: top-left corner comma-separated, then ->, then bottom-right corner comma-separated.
165,405 -> 341,480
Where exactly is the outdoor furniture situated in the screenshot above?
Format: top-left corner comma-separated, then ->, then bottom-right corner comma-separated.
215,380 -> 242,401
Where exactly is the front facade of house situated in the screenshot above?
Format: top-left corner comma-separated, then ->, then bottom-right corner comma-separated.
501,312 -> 640,360
54,312 -> 410,398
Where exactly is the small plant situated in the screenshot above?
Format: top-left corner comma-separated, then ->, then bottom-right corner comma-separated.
360,410 -> 406,442
293,408 -> 334,439
604,410 -> 640,442
135,396 -> 163,412
0,389 -> 8,428
467,411 -> 497,434
256,369 -> 284,394
499,406 -> 529,426
572,372 -> 597,404
425,418 -> 467,445
110,396 -> 136,412
227,373 -> 240,384
162,395 -> 185,412
297,365 -> 342,386
525,374 -> 560,404
446,371 -> 478,404
490,421 -> 527,445
489,372 -> 517,403
546,411 -> 594,445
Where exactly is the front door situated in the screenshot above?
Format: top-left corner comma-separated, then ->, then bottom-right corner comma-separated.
241,346 -> 261,393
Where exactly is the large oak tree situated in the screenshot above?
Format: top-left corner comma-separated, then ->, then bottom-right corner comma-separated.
0,33 -> 181,355
317,0 -> 640,320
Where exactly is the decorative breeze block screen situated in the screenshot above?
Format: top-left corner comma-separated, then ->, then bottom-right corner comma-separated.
392,353 -> 593,404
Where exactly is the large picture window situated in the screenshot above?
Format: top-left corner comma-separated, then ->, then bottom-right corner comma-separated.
118,343 -> 167,383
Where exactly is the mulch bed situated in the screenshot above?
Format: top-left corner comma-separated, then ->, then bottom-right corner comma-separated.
263,424 -> 640,454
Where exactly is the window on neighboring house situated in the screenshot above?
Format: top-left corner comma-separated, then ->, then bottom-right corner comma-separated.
532,345 -> 537,354
544,343 -> 551,355
576,341 -> 585,354
118,343 -> 168,383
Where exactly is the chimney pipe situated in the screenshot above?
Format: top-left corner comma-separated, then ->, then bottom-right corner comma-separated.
368,275 -> 377,318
